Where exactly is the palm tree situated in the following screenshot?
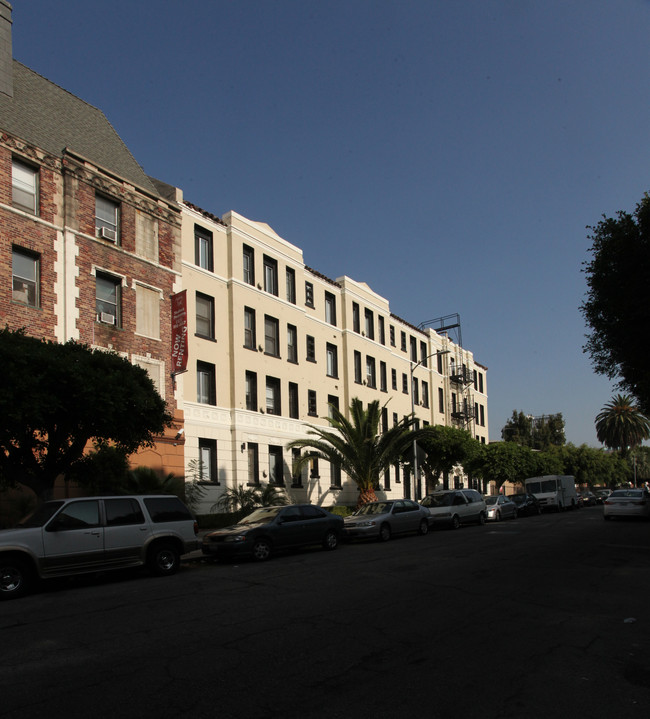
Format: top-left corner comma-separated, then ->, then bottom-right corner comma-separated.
286,398 -> 428,507
595,394 -> 650,456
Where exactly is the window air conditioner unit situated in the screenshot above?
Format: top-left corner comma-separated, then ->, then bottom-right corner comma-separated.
99,312 -> 116,325
97,226 -> 116,241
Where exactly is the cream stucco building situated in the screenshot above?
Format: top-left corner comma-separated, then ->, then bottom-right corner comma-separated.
173,191 -> 488,511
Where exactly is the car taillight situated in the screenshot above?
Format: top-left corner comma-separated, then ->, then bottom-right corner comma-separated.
604,500 -> 612,505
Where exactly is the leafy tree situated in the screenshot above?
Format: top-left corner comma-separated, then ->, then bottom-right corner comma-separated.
64,442 -> 131,495
417,425 -> 479,492
286,398 -> 427,507
581,194 -> 650,414
0,328 -> 173,499
466,442 -> 536,492
595,394 -> 650,456
212,483 -> 289,513
555,443 -> 629,488
501,410 -> 565,449
184,458 -> 208,512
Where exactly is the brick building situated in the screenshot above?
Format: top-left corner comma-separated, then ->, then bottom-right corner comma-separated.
0,1 -> 184,491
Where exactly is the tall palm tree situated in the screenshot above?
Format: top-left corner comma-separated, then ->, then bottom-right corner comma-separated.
595,394 -> 650,456
286,398 -> 427,507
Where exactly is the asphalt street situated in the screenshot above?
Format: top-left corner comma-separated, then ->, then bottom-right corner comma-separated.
1,506 -> 649,719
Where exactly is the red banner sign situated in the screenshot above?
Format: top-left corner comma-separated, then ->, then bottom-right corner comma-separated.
171,291 -> 188,374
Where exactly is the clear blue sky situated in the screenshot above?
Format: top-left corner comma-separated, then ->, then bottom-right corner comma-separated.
12,0 -> 650,446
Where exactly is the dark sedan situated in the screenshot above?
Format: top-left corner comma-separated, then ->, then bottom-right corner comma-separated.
507,493 -> 542,517
201,504 -> 343,562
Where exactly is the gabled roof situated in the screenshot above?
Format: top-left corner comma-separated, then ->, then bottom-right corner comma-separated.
0,61 -> 160,197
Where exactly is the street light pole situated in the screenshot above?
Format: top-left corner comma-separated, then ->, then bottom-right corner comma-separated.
410,349 -> 449,500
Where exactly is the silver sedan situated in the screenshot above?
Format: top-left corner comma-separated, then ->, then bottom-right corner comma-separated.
343,500 -> 431,541
485,495 -> 518,521
603,489 -> 650,520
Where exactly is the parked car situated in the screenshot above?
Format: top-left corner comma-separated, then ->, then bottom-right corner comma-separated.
580,491 -> 597,506
343,499 -> 430,542
603,489 -> 650,521
202,504 -> 343,561
0,495 -> 199,600
595,489 -> 612,504
485,495 -> 518,521
507,493 -> 541,517
420,489 -> 486,529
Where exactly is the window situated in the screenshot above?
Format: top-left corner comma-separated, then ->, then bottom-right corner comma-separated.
478,372 -> 484,393
12,158 -> 38,214
286,268 -> 296,303
326,343 -> 338,378
266,376 -> 281,415
291,448 -> 302,487
243,245 -> 255,285
325,292 -> 337,326
380,361 -> 387,392
327,394 -> 339,419
96,272 -> 121,326
12,247 -> 39,307
198,439 -> 218,483
366,356 -> 376,388
194,226 -> 213,271
391,368 -> 397,390
480,405 -> 485,426
352,302 -> 360,333
263,255 -> 278,295
420,341 -> 428,366
306,335 -> 316,362
135,210 -> 158,261
305,281 -> 314,307
437,353 -> 444,374
247,443 -> 259,485
196,292 -> 215,340
289,382 -> 299,418
401,331 -> 407,352
287,324 -> 298,363
378,316 -> 385,345
389,325 -> 395,346
413,377 -> 419,405
381,407 -> 388,433
105,498 -> 145,526
245,371 -> 258,411
422,380 -> 429,408
244,307 -> 256,349
308,389 -> 317,416
439,387 -> 445,413
354,351 -> 362,383
410,336 -> 417,362
330,461 -> 341,489
264,315 -> 279,356
197,361 -> 216,405
402,373 -> 408,394
95,194 -> 119,243
364,309 -> 374,339
135,284 -> 160,339
269,446 -> 284,485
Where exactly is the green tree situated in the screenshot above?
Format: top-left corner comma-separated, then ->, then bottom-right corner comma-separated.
212,483 -> 289,513
0,328 -> 173,499
417,425 -> 479,493
501,411 -> 533,445
595,394 -> 650,456
581,194 -> 650,414
501,410 -> 565,449
286,398 -> 426,507
467,442 -> 536,492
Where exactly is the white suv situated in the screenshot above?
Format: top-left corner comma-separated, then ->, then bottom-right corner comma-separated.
0,495 -> 198,599
420,489 -> 487,529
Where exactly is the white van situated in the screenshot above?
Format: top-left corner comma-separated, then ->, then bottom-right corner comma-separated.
524,475 -> 578,512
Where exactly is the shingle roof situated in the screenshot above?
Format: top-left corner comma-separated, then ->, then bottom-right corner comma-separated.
0,61 -> 160,196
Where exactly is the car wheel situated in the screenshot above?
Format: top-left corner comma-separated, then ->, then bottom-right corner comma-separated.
418,519 -> 429,536
450,514 -> 461,530
322,530 -> 338,551
379,523 -> 391,542
252,538 -> 272,561
478,512 -> 486,526
0,558 -> 31,600
495,510 -> 501,522
147,543 -> 180,576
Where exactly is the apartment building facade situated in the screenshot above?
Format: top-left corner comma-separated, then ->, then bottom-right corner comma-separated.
0,2 -> 184,485
178,197 -> 489,510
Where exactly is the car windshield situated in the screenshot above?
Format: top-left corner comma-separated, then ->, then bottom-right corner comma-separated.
485,496 -> 499,506
526,479 -> 557,494
421,494 -> 453,508
238,507 -> 283,524
355,502 -> 391,516
610,490 -> 643,498
17,501 -> 65,528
